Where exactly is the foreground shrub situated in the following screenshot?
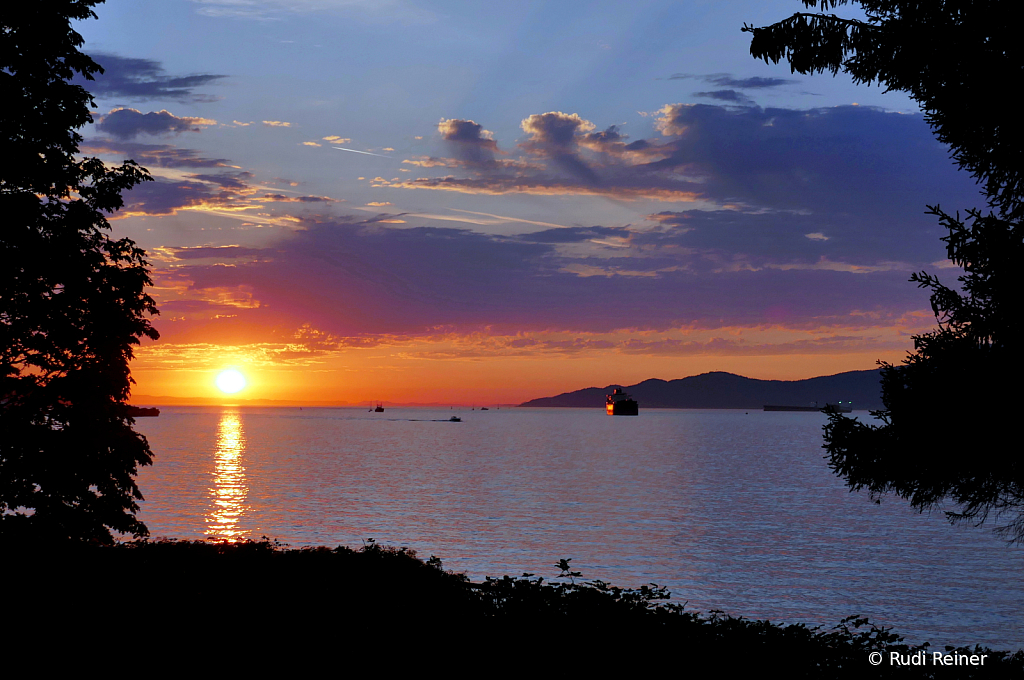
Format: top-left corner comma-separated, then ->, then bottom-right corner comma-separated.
7,537 -> 1021,676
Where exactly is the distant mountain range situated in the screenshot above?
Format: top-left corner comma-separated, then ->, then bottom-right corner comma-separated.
519,369 -> 884,410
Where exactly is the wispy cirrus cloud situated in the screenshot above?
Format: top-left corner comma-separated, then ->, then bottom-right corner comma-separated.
669,73 -> 795,89
188,0 -> 434,23
81,139 -> 233,168
692,89 -> 754,105
261,193 -> 338,203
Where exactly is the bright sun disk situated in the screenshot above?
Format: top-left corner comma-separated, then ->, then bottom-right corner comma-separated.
216,369 -> 247,394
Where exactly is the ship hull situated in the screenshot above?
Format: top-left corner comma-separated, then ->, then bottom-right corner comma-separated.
606,400 -> 639,416
763,404 -> 852,413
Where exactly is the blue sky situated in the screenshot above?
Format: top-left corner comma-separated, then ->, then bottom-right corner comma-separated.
69,0 -> 986,403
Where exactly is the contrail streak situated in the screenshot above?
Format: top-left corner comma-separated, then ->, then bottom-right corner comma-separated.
332,146 -> 391,158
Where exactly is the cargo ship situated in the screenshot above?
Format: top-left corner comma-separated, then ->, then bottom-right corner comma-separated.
763,402 -> 852,413
606,388 -> 639,416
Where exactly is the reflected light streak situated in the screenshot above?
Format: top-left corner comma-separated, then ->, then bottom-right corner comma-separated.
206,411 -> 250,540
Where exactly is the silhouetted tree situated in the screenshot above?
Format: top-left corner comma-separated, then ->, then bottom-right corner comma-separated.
743,0 -> 1021,219
1,1 -> 159,542
745,2 -> 1024,540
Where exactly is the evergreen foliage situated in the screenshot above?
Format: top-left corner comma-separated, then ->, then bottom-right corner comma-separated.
745,2 -> 1024,541
743,0 -> 1022,218
0,1 -> 158,541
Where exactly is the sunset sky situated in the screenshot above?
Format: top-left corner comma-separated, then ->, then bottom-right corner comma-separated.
73,0 -> 984,405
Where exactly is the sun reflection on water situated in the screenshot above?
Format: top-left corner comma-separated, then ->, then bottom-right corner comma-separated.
206,411 -> 249,540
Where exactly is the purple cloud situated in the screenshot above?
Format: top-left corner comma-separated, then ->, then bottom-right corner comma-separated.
81,139 -> 232,168
96,108 -> 216,139
391,103 -> 981,223
159,216 -> 936,340
74,53 -> 226,102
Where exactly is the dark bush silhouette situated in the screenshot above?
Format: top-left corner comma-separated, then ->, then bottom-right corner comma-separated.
10,538 -> 1023,675
745,1 -> 1024,541
0,1 -> 158,541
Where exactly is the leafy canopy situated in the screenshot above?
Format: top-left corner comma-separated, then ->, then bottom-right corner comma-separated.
744,0 -> 1023,219
745,1 -> 1024,540
1,1 -> 159,542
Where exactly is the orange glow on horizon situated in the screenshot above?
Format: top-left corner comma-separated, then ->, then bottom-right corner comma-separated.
128,347 -> 908,407
125,317 -> 932,406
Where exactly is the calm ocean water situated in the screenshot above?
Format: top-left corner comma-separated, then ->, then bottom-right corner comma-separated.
133,406 -> 1023,650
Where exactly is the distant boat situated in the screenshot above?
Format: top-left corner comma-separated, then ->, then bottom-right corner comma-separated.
127,406 -> 160,417
449,416 -> 461,422
606,388 -> 639,416
374,402 -> 384,412
480,407 -> 489,411
764,402 -> 852,413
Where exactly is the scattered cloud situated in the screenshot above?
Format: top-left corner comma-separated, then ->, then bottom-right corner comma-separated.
81,139 -> 233,168
437,118 -> 499,165
692,90 -> 754,105
669,73 -> 794,89
119,176 -> 246,216
262,120 -> 292,127
167,245 -> 268,260
389,103 -> 971,218
151,215 -> 938,346
374,175 -> 701,202
261,193 -> 338,203
520,111 -> 595,149
96,108 -> 216,139
185,171 -> 254,190
188,0 -> 434,23
74,53 -> 226,102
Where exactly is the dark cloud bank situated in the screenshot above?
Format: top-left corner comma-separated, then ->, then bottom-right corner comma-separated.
146,101 -> 982,340
162,216 -> 935,339
407,104 -> 978,221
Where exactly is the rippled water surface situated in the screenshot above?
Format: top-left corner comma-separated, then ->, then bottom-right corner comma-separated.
134,406 -> 1023,650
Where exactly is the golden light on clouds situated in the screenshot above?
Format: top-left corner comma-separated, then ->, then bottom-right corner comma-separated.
126,312 -> 934,406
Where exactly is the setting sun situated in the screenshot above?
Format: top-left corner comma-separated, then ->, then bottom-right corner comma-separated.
215,369 -> 247,394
